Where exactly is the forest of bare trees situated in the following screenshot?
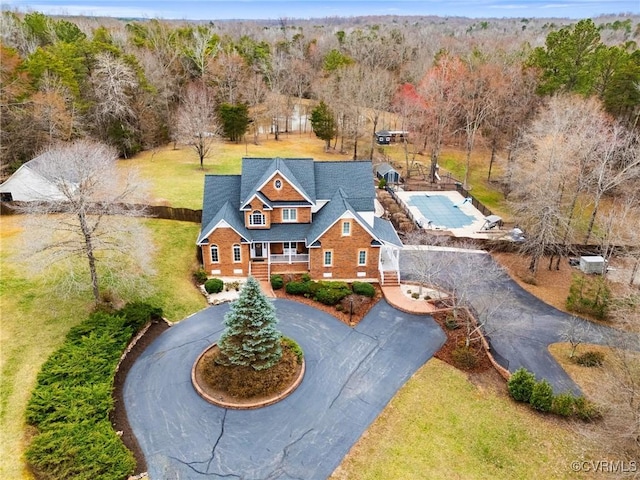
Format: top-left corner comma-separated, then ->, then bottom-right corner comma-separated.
1,11 -> 638,169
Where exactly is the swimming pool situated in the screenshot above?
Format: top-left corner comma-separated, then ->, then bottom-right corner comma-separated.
406,193 -> 475,228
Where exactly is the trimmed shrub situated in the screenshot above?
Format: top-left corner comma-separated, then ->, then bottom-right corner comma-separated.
335,304 -> 344,311
530,379 -> 554,412
24,303 -> 161,480
205,278 -> 224,294
575,350 -> 605,367
270,274 -> 284,290
301,273 -> 311,283
508,368 -> 536,403
193,267 -> 208,284
411,292 -> 420,299
352,281 -> 375,298
286,281 -> 308,295
451,345 -> 478,370
378,177 -> 387,189
551,392 -> 577,417
315,282 -> 351,305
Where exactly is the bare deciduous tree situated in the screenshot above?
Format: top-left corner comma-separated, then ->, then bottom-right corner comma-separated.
175,82 -> 219,169
13,140 -> 152,304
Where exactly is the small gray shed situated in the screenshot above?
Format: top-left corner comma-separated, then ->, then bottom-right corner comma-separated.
374,163 -> 400,184
579,256 -> 606,274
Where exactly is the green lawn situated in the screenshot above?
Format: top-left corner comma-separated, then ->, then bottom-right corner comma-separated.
0,216 -> 205,479
332,359 -> 592,480
121,132 -> 340,209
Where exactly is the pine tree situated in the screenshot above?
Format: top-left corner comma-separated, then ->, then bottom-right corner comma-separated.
310,101 -> 337,151
216,276 -> 282,370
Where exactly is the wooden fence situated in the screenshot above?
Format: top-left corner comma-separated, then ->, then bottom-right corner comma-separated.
0,201 -> 202,223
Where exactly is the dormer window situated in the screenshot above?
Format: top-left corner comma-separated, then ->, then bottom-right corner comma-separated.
249,210 -> 266,226
274,179 -> 282,189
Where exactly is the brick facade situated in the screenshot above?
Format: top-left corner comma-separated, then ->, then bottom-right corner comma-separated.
202,227 -> 249,276
260,174 -> 306,202
309,218 -> 380,280
244,198 -> 271,229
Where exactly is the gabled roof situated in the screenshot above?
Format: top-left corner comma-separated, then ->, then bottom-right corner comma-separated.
198,158 -> 401,249
240,158 -> 315,205
241,191 -> 273,210
307,188 -> 377,246
374,162 -> 398,176
198,175 -> 250,244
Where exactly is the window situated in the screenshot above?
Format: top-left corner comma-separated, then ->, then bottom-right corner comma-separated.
358,250 -> 367,266
282,208 -> 297,222
342,221 -> 351,236
210,245 -> 219,263
249,210 -> 265,226
233,244 -> 241,263
323,250 -> 333,266
274,179 -> 282,189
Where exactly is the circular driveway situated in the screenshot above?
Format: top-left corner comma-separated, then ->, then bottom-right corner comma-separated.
124,299 -> 445,479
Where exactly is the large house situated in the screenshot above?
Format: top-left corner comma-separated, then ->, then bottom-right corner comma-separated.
197,158 -> 402,285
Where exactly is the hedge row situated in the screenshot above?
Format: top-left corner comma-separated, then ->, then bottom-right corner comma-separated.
25,303 -> 163,480
507,367 -> 600,421
285,279 -> 375,305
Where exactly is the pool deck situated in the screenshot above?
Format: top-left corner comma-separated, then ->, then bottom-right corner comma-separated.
394,190 -> 513,240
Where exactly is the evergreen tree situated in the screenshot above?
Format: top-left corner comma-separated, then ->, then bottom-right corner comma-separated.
218,103 -> 250,142
216,276 -> 282,370
310,101 -> 336,150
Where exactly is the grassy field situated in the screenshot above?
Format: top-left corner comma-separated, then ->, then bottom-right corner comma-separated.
120,132 -> 344,210
331,359 -> 593,480
0,215 -> 205,479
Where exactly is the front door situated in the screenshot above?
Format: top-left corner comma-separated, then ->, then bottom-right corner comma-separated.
252,242 -> 266,259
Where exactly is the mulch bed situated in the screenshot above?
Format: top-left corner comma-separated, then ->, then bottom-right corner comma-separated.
430,310 -> 494,374
111,319 -> 170,476
272,281 -> 384,327
194,344 -> 302,405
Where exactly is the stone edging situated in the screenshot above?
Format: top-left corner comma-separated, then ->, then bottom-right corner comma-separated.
191,343 -> 306,410
115,317 -> 172,374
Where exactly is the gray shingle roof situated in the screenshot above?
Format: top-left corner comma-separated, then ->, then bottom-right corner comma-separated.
307,187 -> 378,246
240,158 -> 315,205
374,163 -> 398,177
372,217 -> 403,247
199,158 -> 400,248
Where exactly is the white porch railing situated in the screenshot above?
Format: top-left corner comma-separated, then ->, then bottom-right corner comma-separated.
270,254 -> 309,264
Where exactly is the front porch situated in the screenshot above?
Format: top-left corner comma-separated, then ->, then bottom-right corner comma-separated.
249,241 -> 310,280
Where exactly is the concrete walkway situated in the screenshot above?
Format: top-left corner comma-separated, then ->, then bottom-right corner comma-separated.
124,299 -> 445,479
381,285 -> 437,314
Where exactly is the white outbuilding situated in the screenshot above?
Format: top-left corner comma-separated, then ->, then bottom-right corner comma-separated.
0,155 -> 66,202
579,255 -> 606,274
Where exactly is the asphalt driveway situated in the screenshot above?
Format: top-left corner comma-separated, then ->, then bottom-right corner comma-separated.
124,299 -> 445,479
401,247 -> 639,394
